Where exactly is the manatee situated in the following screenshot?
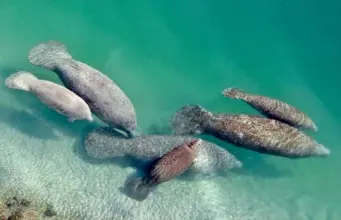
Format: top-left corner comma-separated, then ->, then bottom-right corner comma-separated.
84,127 -> 242,175
28,40 -> 137,137
170,105 -> 330,158
222,87 -> 318,131
124,139 -> 200,201
5,71 -> 93,122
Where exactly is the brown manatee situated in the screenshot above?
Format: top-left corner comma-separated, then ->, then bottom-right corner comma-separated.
222,87 -> 318,131
124,139 -> 200,201
170,105 -> 329,158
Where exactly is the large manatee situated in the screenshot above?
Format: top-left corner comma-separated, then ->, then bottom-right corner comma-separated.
84,127 -> 242,175
222,87 -> 318,131
170,105 -> 329,158
5,71 -> 93,122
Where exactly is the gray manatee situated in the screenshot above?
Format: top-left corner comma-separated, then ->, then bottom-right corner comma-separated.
28,40 -> 137,137
84,127 -> 242,175
222,87 -> 318,131
170,105 -> 330,158
5,71 -> 93,122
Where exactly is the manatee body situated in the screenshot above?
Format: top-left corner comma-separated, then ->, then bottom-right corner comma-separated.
5,71 -> 93,122
28,41 -> 137,137
170,105 -> 330,158
84,127 -> 242,175
148,139 -> 199,184
222,87 -> 318,131
125,139 -> 199,201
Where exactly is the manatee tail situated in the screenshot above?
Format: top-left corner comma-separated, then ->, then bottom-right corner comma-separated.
28,40 -> 72,70
169,104 -> 212,135
123,177 -> 154,201
222,87 -> 246,99
5,71 -> 38,92
83,127 -> 128,159
313,143 -> 330,157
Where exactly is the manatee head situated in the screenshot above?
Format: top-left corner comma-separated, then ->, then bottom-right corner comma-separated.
191,141 -> 242,174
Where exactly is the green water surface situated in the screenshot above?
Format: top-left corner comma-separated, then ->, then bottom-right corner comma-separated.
0,0 -> 340,219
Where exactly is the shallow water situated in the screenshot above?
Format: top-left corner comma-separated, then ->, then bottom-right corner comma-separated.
0,0 -> 340,219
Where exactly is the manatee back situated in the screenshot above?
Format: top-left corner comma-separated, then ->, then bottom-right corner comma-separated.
213,114 -> 326,157
30,80 -> 91,119
149,144 -> 196,184
54,60 -> 137,135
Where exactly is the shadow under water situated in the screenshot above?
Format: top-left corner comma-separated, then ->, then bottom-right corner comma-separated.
0,105 -> 59,140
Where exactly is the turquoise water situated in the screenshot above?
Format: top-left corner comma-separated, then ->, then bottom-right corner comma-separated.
0,0 -> 340,219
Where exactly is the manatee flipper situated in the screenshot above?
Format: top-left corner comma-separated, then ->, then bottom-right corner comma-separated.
67,117 -> 76,123
28,40 -> 72,69
169,105 -> 212,135
5,71 -> 38,91
127,130 -> 140,138
123,177 -> 154,201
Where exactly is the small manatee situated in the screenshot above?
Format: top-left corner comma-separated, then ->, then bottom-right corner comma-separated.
222,87 -> 318,131
5,71 -> 93,122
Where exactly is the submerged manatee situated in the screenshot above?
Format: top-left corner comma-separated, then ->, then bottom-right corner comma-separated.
5,71 -> 93,122
84,127 -> 242,175
170,105 -> 330,158
125,139 -> 200,201
222,87 -> 318,131
28,41 -> 137,137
